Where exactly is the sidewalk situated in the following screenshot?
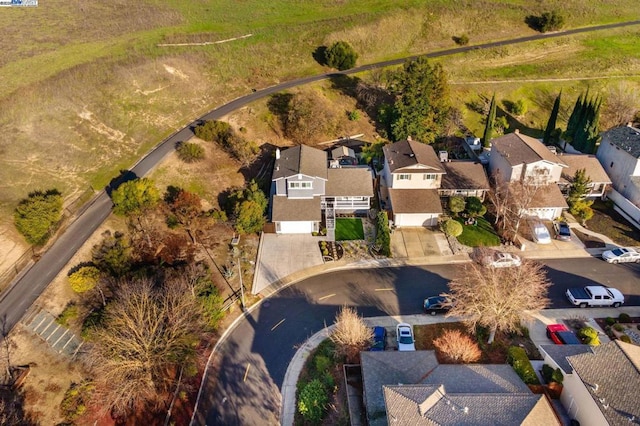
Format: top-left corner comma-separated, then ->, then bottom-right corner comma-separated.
280,306 -> 640,426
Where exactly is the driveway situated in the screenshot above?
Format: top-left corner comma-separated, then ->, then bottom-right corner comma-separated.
390,227 -> 452,258
251,234 -> 324,294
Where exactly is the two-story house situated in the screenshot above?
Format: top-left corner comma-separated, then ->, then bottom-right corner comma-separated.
379,139 -> 490,227
270,145 -> 373,234
539,340 -> 640,426
489,130 -> 569,220
596,125 -> 640,205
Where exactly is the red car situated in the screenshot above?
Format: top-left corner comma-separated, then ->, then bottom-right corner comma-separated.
546,324 -> 581,345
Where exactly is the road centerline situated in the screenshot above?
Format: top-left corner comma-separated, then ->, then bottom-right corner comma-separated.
271,318 -> 286,331
318,293 -> 335,301
243,363 -> 251,382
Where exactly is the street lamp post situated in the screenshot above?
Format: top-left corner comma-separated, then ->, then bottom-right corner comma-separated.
237,261 -> 245,311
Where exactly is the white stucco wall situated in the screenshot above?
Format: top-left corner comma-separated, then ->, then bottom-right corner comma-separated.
488,148 -> 514,182
597,139 -> 640,199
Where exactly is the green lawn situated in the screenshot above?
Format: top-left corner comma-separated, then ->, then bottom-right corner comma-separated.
335,218 -> 364,241
455,216 -> 501,247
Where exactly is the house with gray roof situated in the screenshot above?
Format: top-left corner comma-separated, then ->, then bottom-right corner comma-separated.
488,130 -> 569,220
361,350 -> 559,426
597,125 -> 640,205
380,139 -> 489,227
540,340 -> 640,426
270,145 -> 373,235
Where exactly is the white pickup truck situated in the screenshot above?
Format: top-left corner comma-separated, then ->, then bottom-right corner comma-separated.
565,285 -> 625,308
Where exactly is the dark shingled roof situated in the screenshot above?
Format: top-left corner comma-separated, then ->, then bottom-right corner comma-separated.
420,365 -> 530,394
560,154 -> 612,184
272,145 -> 328,180
492,131 -> 567,167
441,161 -> 490,190
271,196 -> 321,221
383,140 -> 445,174
602,125 -> 640,158
326,168 -> 373,197
539,344 -> 593,374
389,189 -> 443,214
566,341 -> 640,426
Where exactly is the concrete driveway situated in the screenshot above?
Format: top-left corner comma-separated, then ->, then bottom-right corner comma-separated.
390,227 -> 452,258
251,234 -> 324,294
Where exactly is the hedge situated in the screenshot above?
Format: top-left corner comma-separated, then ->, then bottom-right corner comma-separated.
507,346 -> 540,385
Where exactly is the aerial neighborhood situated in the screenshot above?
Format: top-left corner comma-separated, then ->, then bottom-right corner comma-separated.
1,2 -> 640,425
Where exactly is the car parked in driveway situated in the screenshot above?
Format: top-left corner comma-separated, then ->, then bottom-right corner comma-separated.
546,324 -> 582,344
553,222 -> 571,241
423,296 -> 450,315
396,323 -> 415,351
370,326 -> 387,351
602,247 -> 640,264
530,220 -> 551,244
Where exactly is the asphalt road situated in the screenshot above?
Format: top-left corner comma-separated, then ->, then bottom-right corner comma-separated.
198,258 -> 640,425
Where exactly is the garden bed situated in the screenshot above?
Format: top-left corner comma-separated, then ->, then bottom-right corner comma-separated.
594,314 -> 640,345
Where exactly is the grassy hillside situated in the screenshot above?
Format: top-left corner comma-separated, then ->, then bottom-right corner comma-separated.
0,0 -> 638,256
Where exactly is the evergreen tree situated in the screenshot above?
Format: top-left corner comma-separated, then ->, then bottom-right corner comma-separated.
564,93 -> 584,143
585,97 -> 602,154
482,93 -> 496,148
543,91 -> 562,145
390,57 -> 450,143
567,168 -> 592,206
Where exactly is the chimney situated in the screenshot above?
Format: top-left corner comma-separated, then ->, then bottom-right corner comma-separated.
275,148 -> 280,159
514,129 -> 520,134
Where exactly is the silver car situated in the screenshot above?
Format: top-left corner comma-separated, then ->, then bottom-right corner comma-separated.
602,247 -> 640,264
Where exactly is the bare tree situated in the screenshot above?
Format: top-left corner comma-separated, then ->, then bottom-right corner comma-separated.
88,278 -> 207,418
444,260 -> 551,344
601,82 -> 640,129
433,329 -> 481,363
329,306 -> 373,363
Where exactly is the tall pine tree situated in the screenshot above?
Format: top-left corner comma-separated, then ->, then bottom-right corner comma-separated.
564,92 -> 585,143
543,91 -> 561,145
482,93 -> 497,148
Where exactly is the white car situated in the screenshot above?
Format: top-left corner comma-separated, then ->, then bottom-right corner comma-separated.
483,252 -> 522,268
396,323 -> 415,351
602,247 -> 640,264
531,220 -> 551,244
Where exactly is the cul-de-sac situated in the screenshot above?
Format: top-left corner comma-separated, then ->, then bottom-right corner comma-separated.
0,2 -> 639,425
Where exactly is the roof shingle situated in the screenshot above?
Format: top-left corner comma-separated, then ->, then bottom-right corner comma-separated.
383,140 -> 445,173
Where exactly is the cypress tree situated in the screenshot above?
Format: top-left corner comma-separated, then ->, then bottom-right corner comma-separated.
482,93 -> 496,148
564,93 -> 584,142
543,91 -> 562,145
585,97 -> 602,154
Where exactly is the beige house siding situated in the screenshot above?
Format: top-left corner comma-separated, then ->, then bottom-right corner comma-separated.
391,168 -> 442,189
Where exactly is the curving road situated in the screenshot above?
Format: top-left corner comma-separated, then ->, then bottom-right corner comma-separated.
196,259 -> 640,425
2,19 -> 639,338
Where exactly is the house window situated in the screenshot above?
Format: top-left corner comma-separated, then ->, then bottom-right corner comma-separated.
397,174 -> 411,180
423,174 -> 436,180
288,181 -> 312,189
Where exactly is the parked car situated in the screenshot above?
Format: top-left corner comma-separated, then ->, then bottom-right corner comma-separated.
546,324 -> 581,344
553,222 -> 571,241
566,285 -> 625,308
423,296 -> 450,315
530,220 -> 551,244
602,247 -> 640,264
481,251 -> 522,268
396,323 -> 415,351
370,326 -> 387,351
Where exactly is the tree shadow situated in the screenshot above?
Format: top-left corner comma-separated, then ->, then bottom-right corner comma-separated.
237,142 -> 277,185
105,169 -> 137,196
312,45 -> 328,67
266,93 -> 294,136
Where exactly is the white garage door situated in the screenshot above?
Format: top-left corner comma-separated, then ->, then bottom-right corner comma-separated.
277,221 -> 315,234
394,214 -> 438,227
527,208 -> 558,221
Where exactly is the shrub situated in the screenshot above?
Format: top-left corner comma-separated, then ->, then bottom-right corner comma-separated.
449,196 -> 466,216
618,313 -> 631,323
67,265 -> 101,293
613,323 -> 625,332
453,34 -> 469,46
507,99 -> 527,116
324,41 -> 358,70
433,330 -> 481,363
194,120 -> 232,142
375,211 -> 391,257
579,327 -> 600,346
314,355 -> 331,374
551,368 -> 564,384
14,189 -> 64,245
56,303 -> 79,327
605,317 -> 616,326
619,335 -> 631,343
297,379 -> 328,423
441,219 -> 463,237
60,381 -> 94,422
348,110 -> 360,121
329,306 -> 373,364
541,364 -> 554,383
526,11 -> 565,33
176,142 -> 205,163
507,346 -> 540,385
465,196 -> 486,217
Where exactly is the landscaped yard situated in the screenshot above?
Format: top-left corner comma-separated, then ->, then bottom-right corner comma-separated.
413,322 -> 540,364
455,216 -> 501,247
335,218 -> 364,241
585,200 -> 640,247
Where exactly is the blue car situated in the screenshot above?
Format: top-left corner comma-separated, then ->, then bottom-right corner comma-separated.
370,326 -> 387,351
